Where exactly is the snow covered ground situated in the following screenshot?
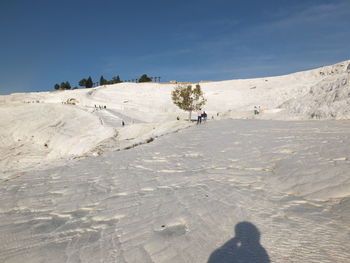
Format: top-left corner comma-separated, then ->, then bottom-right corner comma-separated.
0,120 -> 349,262
0,60 -> 350,262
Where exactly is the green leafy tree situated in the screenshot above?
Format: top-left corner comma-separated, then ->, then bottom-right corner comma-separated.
171,84 -> 206,122
86,76 -> 93,88
99,75 -> 108,85
54,83 -> 60,90
79,78 -> 87,88
138,74 -> 152,82
60,82 -> 67,90
65,81 -> 71,90
107,75 -> 122,84
112,75 -> 122,84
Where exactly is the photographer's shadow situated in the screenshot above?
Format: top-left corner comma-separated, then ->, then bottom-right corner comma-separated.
207,221 -> 270,263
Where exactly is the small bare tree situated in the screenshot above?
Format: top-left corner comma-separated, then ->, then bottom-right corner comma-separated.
171,84 -> 206,122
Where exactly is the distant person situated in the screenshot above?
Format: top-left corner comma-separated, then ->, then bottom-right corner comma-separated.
122,120 -> 125,126
176,116 -> 180,121
197,109 -> 203,124
202,111 -> 207,122
253,106 -> 258,115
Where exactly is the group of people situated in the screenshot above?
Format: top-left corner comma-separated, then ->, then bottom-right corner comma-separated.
253,106 -> 261,115
95,105 -> 107,109
197,109 -> 207,124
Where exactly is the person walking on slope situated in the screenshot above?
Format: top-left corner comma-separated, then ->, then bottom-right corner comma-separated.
202,111 -> 208,122
253,106 -> 258,115
197,109 -> 203,124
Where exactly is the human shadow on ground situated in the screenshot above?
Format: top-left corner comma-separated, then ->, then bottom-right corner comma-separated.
207,221 -> 270,263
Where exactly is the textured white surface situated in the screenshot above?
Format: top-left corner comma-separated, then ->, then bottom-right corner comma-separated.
0,120 -> 349,262
0,61 -> 350,262
1,60 -> 350,172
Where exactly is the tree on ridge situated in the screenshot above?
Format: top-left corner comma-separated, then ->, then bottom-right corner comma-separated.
79,78 -> 87,88
86,77 -> 93,88
171,84 -> 206,122
138,74 -> 152,82
100,76 -> 108,85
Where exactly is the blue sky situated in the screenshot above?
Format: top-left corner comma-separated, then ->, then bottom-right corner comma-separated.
0,0 -> 349,94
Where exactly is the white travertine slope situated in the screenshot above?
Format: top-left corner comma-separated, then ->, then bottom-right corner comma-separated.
0,104 -> 115,172
0,60 -> 349,173
0,61 -> 350,263
0,120 -> 349,263
280,72 -> 350,119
